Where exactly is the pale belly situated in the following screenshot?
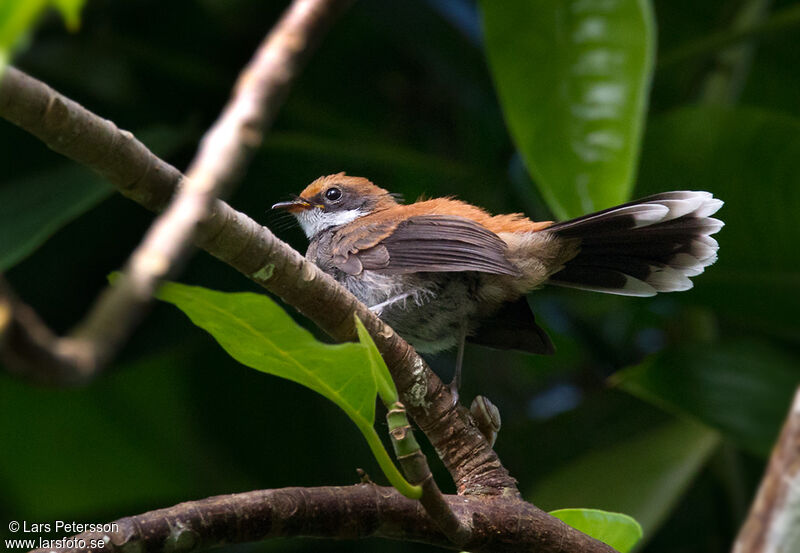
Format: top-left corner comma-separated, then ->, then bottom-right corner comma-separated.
333,269 -> 483,353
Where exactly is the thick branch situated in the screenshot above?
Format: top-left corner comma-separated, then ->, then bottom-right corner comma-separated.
0,67 -> 517,496
0,0 -> 352,381
733,386 -> 800,553
28,485 -> 616,553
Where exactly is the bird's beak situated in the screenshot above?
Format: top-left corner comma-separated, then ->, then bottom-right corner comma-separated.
271,199 -> 312,213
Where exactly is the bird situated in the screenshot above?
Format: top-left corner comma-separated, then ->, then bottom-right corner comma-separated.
273,172 -> 723,392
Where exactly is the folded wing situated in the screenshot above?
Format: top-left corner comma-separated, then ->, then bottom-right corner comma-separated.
332,214 -> 520,276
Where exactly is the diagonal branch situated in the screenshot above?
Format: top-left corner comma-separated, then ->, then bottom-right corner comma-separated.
27,484 -> 617,553
0,66 -> 518,497
0,0 -> 353,382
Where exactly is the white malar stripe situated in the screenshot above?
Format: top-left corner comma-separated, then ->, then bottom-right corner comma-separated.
295,208 -> 366,238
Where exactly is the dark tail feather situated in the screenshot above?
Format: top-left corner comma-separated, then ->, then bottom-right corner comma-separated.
547,191 -> 723,296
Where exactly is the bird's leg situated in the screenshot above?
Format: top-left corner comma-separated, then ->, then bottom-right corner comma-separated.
449,319 -> 468,403
369,291 -> 415,316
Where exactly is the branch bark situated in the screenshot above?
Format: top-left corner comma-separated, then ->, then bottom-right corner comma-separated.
733,386 -> 800,553
0,66 -> 517,497
27,485 -> 616,553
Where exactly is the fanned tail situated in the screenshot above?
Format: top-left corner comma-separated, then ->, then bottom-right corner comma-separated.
547,191 -> 724,296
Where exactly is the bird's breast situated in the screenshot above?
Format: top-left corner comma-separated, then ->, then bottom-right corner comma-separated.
306,231 -> 409,306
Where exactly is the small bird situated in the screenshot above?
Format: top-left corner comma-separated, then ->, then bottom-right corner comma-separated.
273,173 -> 723,391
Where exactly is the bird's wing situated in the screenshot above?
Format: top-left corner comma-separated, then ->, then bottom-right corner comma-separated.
331,214 -> 520,276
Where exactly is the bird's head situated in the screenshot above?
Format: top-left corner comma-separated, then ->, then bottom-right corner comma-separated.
272,173 -> 399,238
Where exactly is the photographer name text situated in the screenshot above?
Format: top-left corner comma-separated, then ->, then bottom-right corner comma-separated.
6,520 -> 118,550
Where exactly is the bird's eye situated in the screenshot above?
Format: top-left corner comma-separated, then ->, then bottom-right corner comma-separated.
325,187 -> 342,201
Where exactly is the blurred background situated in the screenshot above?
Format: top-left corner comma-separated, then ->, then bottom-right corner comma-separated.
1,0 -> 799,551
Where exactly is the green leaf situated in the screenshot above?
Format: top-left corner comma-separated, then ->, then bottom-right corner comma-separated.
637,106 -> 800,342
480,0 -> 655,219
155,281 -> 421,499
530,418 -> 719,538
157,282 -> 378,422
613,340 -> 799,456
0,0 -> 85,76
51,0 -> 85,30
549,508 -> 642,553
353,315 -> 397,406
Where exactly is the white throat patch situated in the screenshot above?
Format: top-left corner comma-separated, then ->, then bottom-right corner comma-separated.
295,208 -> 365,238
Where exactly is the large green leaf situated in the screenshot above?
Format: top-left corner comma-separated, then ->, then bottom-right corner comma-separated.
549,508 -> 642,553
0,0 -> 85,75
613,340 -> 799,456
530,418 -> 719,538
480,0 -> 655,219
157,282 -> 379,424
637,106 -> 800,341
156,281 -> 420,498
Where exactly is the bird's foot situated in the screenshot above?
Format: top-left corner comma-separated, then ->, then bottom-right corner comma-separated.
448,378 -> 460,406
470,395 -> 501,447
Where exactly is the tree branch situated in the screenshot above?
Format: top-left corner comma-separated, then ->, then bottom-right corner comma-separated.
27,485 -> 616,553
0,0 -> 353,382
733,386 -> 800,553
0,66 -> 517,497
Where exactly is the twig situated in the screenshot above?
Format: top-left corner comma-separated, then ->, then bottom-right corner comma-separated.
26,484 -> 617,553
0,0 -> 353,381
386,402 -> 471,544
0,66 -> 517,496
732,386 -> 800,553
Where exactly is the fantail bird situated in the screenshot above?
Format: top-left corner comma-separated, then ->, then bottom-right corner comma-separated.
273,173 -> 723,391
